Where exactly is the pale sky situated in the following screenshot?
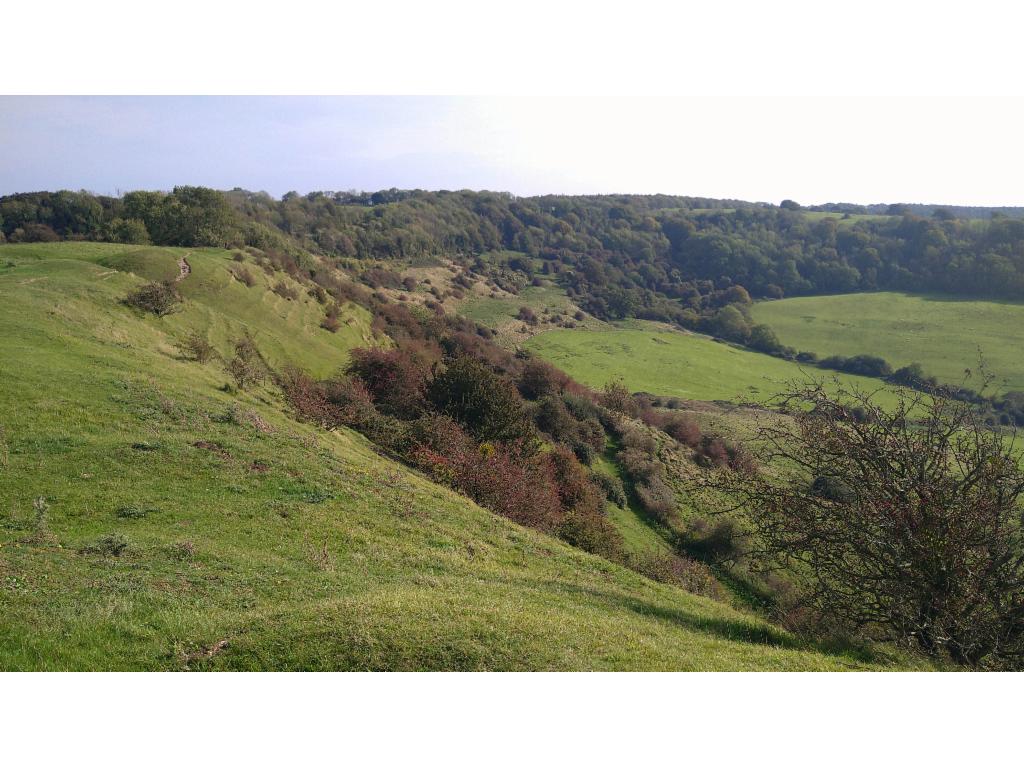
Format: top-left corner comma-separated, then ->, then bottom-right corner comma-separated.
2,95 -> 1023,207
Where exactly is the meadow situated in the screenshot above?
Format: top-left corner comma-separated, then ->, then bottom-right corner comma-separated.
751,291 -> 1024,393
0,242 -> 905,670
524,324 -> 898,407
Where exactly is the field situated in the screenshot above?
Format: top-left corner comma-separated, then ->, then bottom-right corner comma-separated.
0,242 -> 909,670
752,291 -> 1024,393
524,324 -> 898,406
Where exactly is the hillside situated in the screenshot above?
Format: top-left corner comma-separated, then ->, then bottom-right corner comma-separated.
751,291 -> 1024,394
523,323 -> 901,407
0,242 -> 903,670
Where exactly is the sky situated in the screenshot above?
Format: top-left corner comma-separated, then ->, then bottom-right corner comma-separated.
3,95 -> 1024,207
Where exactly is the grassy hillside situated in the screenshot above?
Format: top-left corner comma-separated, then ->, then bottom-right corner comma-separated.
524,324 -> 899,407
0,242 -> 908,670
752,292 -> 1024,393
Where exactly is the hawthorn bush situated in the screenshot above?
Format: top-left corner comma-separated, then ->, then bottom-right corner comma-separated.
122,281 -> 180,316
697,382 -> 1024,668
346,346 -> 430,419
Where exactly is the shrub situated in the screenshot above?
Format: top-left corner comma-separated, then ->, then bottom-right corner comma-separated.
663,414 -> 702,447
346,346 -> 429,419
281,368 -> 377,430
621,429 -> 656,455
272,281 -> 299,300
548,445 -> 606,519
557,505 -> 623,560
696,436 -> 730,468
320,314 -> 341,333
630,553 -> 723,600
81,532 -> 130,557
412,437 -> 562,532
601,380 -> 638,416
592,471 -> 627,508
428,356 -> 532,442
11,222 -> 60,243
226,336 -> 267,389
518,358 -> 570,400
122,281 -> 180,316
619,447 -> 660,483
233,266 -> 257,287
681,516 -> 742,564
635,476 -> 677,523
699,382 -> 1024,668
170,540 -> 196,561
115,504 -> 151,519
181,331 -> 216,363
517,306 -> 538,325
532,395 -> 577,443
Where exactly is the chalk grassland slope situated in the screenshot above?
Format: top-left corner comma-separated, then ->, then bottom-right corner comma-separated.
752,292 -> 1024,394
0,243 -> 897,670
524,324 -> 899,407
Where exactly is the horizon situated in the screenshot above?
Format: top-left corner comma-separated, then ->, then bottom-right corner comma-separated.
4,96 -> 1024,208
5,183 -> 1024,213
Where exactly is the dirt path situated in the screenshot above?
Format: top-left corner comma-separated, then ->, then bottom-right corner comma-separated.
176,254 -> 191,282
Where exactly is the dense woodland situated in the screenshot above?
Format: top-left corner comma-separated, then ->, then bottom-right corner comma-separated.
6,187 -> 1024,322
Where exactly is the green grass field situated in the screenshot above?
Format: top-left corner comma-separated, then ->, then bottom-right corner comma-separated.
0,242 -> 911,670
752,292 -> 1024,393
524,324 -> 898,406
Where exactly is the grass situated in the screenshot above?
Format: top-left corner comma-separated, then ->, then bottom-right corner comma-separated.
591,447 -> 673,558
752,291 -> 1024,394
524,323 -> 900,407
459,279 -> 602,341
0,242 -> 923,670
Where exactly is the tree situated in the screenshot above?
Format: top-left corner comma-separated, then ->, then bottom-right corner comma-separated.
428,356 -> 532,442
697,382 -> 1024,668
747,324 -> 785,355
708,305 -> 750,342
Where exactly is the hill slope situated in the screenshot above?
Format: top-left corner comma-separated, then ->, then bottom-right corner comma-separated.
524,324 -> 900,407
751,292 -> 1024,393
0,243 -> 911,670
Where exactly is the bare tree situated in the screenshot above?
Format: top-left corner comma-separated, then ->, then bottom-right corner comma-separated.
694,381 -> 1024,668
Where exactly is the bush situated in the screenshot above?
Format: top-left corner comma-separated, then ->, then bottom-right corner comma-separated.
272,281 -> 299,300
412,436 -> 562,532
601,380 -> 638,416
122,281 -> 180,316
630,553 -> 723,600
518,358 -> 570,400
699,382 -> 1024,668
428,356 -> 532,442
517,306 -> 538,325
681,516 -> 742,564
557,505 -> 623,560
181,331 -> 216,363
347,346 -> 430,419
281,368 -> 377,430
592,471 -> 627,508
81,532 -> 130,557
532,395 -> 577,443
226,336 -> 267,389
10,222 -> 60,243
663,414 -> 702,447
635,476 -> 677,523
233,266 -> 257,287
115,504 -> 152,519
